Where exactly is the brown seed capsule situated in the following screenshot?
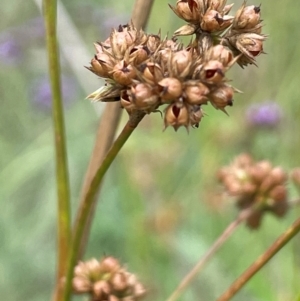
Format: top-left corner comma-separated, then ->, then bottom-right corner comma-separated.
209,84 -> 234,112
111,60 -> 136,86
269,185 -> 287,203
120,89 -> 136,113
229,33 -> 265,59
109,24 -> 145,60
189,105 -> 204,128
184,81 -> 209,105
250,161 -> 272,184
93,280 -> 111,298
171,50 -> 192,76
132,282 -> 147,298
233,3 -> 261,30
130,83 -> 159,110
201,60 -> 225,83
72,276 -> 91,293
129,45 -> 149,65
173,24 -> 197,37
100,257 -> 121,274
164,102 -> 189,131
138,62 -> 164,84
158,77 -> 183,102
269,167 -> 287,186
207,45 -> 234,67
110,272 -> 128,292
201,10 -> 233,32
169,0 -> 201,24
89,55 -> 113,78
147,34 -> 161,53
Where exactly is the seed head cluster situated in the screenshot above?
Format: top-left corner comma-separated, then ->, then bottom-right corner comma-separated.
218,154 -> 288,229
72,256 -> 146,301
87,0 -> 266,131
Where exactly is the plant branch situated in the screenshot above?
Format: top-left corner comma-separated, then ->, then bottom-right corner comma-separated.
166,208 -> 254,301
217,216 -> 300,301
44,0 -> 71,294
75,0 -> 156,260
62,111 -> 146,301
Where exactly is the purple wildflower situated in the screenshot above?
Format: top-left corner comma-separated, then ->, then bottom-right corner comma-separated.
0,35 -> 22,65
246,101 -> 282,128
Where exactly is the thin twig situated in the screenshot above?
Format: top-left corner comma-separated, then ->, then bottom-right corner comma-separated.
75,0 -> 156,260
217,216 -> 300,301
62,111 -> 145,301
44,0 -> 71,299
166,208 -> 254,301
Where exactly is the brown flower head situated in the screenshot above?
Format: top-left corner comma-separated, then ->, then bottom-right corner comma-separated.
73,256 -> 146,301
218,154 -> 289,229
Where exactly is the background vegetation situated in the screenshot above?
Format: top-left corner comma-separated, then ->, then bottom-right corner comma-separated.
1,0 -> 300,300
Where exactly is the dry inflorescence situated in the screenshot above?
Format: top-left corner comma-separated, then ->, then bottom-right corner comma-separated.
86,0 -> 266,131
218,154 -> 289,229
72,256 -> 146,301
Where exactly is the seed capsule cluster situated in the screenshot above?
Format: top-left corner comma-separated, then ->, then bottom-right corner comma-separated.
72,256 -> 146,301
218,154 -> 289,229
87,0 -> 266,131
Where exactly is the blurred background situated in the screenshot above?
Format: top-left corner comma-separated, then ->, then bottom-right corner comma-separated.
1,0 -> 300,300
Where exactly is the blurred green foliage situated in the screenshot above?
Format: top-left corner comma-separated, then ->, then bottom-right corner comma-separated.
1,0 -> 300,300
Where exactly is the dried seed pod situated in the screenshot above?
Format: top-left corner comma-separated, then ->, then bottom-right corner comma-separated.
250,161 -> 272,184
111,60 -> 136,86
184,81 -> 209,105
129,45 -> 150,65
173,23 -> 197,37
209,84 -> 234,112
169,0 -> 201,24
110,271 -> 128,293
138,62 -> 164,84
89,54 -> 114,78
229,33 -> 266,60
158,77 -> 183,102
93,280 -> 111,299
164,102 -> 189,131
130,82 -> 159,110
201,10 -> 233,32
72,276 -> 92,294
189,104 -> 204,128
146,34 -> 161,53
269,167 -> 288,186
233,2 -> 261,30
207,45 -> 234,67
218,154 -> 289,230
200,60 -> 225,83
100,256 -> 121,274
171,49 -> 193,77
120,89 -> 136,113
207,0 -> 229,12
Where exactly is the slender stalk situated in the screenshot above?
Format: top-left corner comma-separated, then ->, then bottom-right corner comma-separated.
62,112 -> 145,301
75,0 -> 156,260
44,0 -> 71,297
166,208 -> 254,301
217,216 -> 300,301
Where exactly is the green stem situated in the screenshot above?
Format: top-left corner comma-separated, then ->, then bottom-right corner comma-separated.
44,0 -> 71,294
76,0 -> 156,260
217,216 -> 300,301
166,208 -> 254,301
62,112 -> 145,301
